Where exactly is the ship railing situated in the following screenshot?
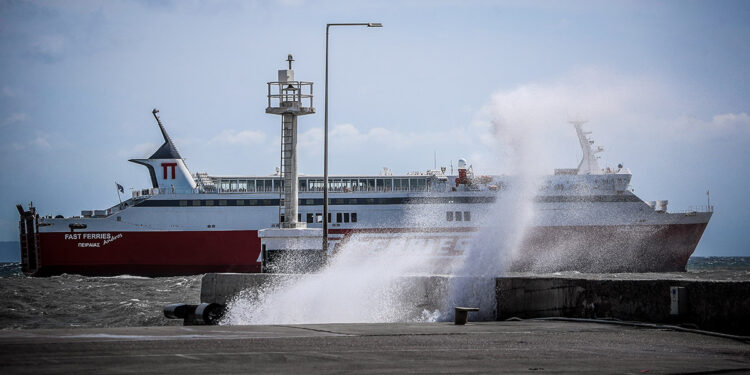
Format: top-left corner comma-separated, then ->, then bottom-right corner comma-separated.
674,205 -> 715,214
205,186 -> 433,194
132,188 -> 156,199
131,187 -> 207,198
306,187 -> 432,193
300,186 -> 431,193
266,81 -> 314,111
128,185 -> 440,196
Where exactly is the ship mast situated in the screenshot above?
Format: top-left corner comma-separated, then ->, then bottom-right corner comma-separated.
571,119 -> 604,175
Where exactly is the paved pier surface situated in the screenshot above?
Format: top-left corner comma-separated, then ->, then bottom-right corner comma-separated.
1,321 -> 747,374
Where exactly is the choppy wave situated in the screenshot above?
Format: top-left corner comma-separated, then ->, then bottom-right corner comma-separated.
687,256 -> 750,270
0,262 -> 22,278
0,266 -> 201,330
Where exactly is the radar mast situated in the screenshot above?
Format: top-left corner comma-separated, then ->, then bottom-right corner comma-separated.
570,119 -> 604,175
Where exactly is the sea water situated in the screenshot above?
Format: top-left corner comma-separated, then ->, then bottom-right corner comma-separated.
0,264 -> 201,329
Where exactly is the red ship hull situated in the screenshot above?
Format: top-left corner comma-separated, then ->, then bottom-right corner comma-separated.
33,230 -> 262,277
28,222 -> 708,276
511,223 -> 710,272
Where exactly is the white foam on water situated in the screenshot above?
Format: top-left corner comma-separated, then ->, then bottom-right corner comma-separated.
222,235 -> 445,324
438,104 -> 541,320
440,176 -> 537,321
223,187 -> 535,325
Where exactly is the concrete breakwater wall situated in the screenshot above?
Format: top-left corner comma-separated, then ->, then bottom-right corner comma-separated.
497,274 -> 750,335
200,273 -> 749,334
201,273 -> 459,310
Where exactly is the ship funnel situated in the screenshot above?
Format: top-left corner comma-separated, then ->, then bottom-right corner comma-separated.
129,109 -> 197,192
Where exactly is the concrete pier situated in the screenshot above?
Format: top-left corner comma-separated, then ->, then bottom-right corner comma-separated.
1,321 -> 748,374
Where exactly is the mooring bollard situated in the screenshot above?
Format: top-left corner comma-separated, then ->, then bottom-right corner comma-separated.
454,306 -> 480,325
164,303 -> 225,325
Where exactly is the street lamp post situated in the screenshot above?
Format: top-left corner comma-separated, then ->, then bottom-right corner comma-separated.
323,22 -> 382,254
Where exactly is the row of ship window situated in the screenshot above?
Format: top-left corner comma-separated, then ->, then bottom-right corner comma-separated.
447,211 -> 471,222
175,199 -> 385,207
309,212 -> 357,224
169,197 -> 492,207
279,212 -> 359,224
214,177 -> 429,193
146,194 -> 639,208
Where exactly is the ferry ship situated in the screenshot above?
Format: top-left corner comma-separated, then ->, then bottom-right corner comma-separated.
16,58 -> 712,276
16,112 -> 712,276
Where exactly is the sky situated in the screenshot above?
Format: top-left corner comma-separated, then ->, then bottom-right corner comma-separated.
0,0 -> 749,257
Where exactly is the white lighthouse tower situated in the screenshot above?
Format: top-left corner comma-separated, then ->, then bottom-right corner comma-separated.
266,54 -> 315,228
258,55 -> 324,272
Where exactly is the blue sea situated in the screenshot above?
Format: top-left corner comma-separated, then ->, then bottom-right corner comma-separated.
685,256 -> 750,270
2,257 -> 748,278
